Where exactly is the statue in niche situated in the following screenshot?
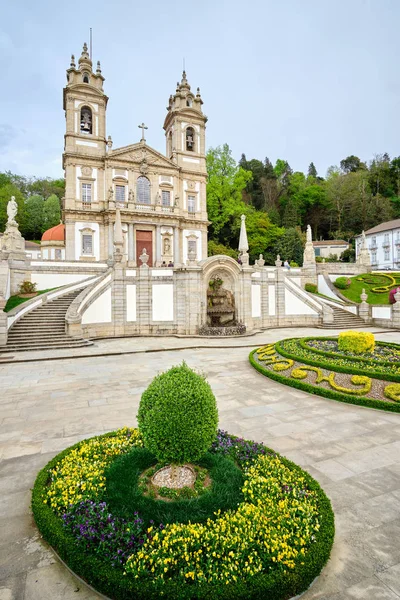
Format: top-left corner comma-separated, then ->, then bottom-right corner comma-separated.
108,187 -> 114,202
174,195 -> 179,207
7,196 -> 18,224
156,191 -> 161,205
163,237 -> 171,255
128,189 -> 134,202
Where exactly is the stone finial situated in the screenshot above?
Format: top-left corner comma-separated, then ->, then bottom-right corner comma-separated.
139,248 -> 149,267
238,214 -> 249,253
107,135 -> 113,149
70,54 -> 76,68
275,254 -> 282,267
255,253 -> 265,267
96,61 -> 102,74
356,230 -> 371,268
113,207 -> 124,263
303,224 -> 316,266
306,224 -> 312,243
360,288 -> 368,303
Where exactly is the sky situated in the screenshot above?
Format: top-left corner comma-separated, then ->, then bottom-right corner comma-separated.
0,0 -> 399,180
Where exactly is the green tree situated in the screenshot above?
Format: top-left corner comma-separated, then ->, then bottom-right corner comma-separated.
42,194 -> 61,232
307,162 -> 318,178
28,177 -> 65,200
24,195 -> 44,240
276,227 -> 304,266
340,155 -> 366,174
207,240 -> 237,259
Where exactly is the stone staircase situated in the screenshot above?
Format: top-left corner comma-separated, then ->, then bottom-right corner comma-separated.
2,290 -> 93,353
320,305 -> 367,329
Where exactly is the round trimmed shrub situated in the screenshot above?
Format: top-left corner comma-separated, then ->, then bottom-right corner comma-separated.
333,276 -> 351,290
305,283 -> 317,293
137,362 -> 218,464
338,330 -> 375,354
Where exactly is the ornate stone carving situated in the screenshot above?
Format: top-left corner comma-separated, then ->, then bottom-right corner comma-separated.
7,196 -> 18,225
188,180 -> 196,190
81,166 -> 93,177
255,254 -> 265,267
139,248 -> 149,267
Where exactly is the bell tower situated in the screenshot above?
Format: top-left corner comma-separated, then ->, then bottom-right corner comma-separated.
163,71 -> 207,174
63,43 -> 108,160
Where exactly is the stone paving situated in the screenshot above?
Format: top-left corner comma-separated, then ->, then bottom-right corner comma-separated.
1,327 -> 400,599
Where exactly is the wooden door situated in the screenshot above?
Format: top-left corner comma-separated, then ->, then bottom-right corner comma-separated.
136,230 -> 153,266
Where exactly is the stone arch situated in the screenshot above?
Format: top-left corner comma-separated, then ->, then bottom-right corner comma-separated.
200,255 -> 242,327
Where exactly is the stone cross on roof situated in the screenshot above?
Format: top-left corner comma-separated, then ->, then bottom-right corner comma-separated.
138,122 -> 148,142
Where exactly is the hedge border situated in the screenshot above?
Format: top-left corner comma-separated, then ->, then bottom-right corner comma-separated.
276,338 -> 400,384
32,430 -> 334,600
250,349 -> 400,414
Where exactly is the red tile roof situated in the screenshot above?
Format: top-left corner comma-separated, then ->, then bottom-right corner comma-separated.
41,224 -> 65,242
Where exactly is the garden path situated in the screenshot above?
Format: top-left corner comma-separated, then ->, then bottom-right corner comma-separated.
0,326 -> 400,599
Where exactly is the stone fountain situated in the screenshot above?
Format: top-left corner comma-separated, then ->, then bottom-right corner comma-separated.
199,277 -> 246,336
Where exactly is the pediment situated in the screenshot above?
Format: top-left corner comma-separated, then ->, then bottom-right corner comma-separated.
108,143 -> 179,170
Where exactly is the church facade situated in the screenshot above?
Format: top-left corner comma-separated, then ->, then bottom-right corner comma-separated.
61,43 -> 208,266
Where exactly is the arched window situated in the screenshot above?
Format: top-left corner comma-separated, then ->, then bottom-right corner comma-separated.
137,176 -> 151,204
186,127 -> 195,152
83,74 -> 90,83
186,97 -> 193,107
80,106 -> 92,134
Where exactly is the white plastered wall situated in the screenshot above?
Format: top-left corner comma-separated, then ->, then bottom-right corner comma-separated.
251,285 -> 261,317
126,284 -> 137,321
285,288 -> 318,315
82,287 -> 112,324
152,284 -> 174,321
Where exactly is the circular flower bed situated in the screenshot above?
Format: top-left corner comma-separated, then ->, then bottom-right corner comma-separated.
250,337 -> 400,412
32,428 -> 334,600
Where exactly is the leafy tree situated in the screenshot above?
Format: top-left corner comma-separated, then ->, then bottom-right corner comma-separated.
24,195 -> 44,240
207,240 -> 237,259
276,227 -> 304,266
340,155 -> 366,174
28,177 -> 65,200
42,194 -> 61,232
307,162 -> 318,178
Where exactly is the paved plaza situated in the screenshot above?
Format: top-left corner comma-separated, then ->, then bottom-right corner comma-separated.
1,327 -> 400,599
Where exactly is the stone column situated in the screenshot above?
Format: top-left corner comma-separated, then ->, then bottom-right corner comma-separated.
128,223 -> 134,263
275,255 -> 286,324
174,226 -> 180,267
155,225 -> 161,266
260,268 -> 270,328
108,222 -> 114,258
392,290 -> 400,328
359,289 -> 371,322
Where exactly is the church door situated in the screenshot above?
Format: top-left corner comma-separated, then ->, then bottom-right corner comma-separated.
136,230 -> 153,266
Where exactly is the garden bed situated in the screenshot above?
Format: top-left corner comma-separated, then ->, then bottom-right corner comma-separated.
337,272 -> 400,304
32,428 -> 334,600
250,338 -> 400,412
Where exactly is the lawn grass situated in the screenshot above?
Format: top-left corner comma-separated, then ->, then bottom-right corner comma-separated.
4,288 -> 58,312
338,272 -> 400,305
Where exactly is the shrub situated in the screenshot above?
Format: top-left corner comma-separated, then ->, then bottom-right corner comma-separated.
137,362 -> 218,464
338,331 -> 375,354
315,256 -> 323,263
333,276 -> 351,290
289,261 -> 299,268
18,280 -> 37,294
389,287 -> 400,304
305,283 -> 317,293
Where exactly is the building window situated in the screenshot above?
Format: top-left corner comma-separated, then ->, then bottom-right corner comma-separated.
372,236 -> 377,247
137,176 -> 150,204
80,106 -> 92,134
186,127 -> 195,151
186,97 -> 193,107
314,247 -> 321,256
162,190 -> 170,206
115,185 -> 126,203
188,195 -> 196,213
188,239 -> 197,259
82,183 -> 92,203
397,247 -> 400,262
384,248 -> 390,261
82,234 -> 93,255
384,233 -> 390,245
83,74 -> 90,83
371,251 -> 377,264
55,249 -> 62,260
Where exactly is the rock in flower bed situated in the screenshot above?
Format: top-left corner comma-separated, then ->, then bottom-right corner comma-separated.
250,336 -> 400,412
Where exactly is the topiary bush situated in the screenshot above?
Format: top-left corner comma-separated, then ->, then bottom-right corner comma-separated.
338,330 -> 375,354
305,283 -> 317,293
333,276 -> 351,290
137,362 -> 218,464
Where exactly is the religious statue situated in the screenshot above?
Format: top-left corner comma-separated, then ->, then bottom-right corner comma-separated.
174,195 -> 179,207
7,196 -> 18,224
306,224 -> 312,243
108,187 -> 114,201
128,189 -> 134,202
156,192 -> 161,205
163,237 -> 171,254
80,108 -> 92,133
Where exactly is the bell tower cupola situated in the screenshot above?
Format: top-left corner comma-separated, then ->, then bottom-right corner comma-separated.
63,42 -> 108,161
163,71 -> 207,174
